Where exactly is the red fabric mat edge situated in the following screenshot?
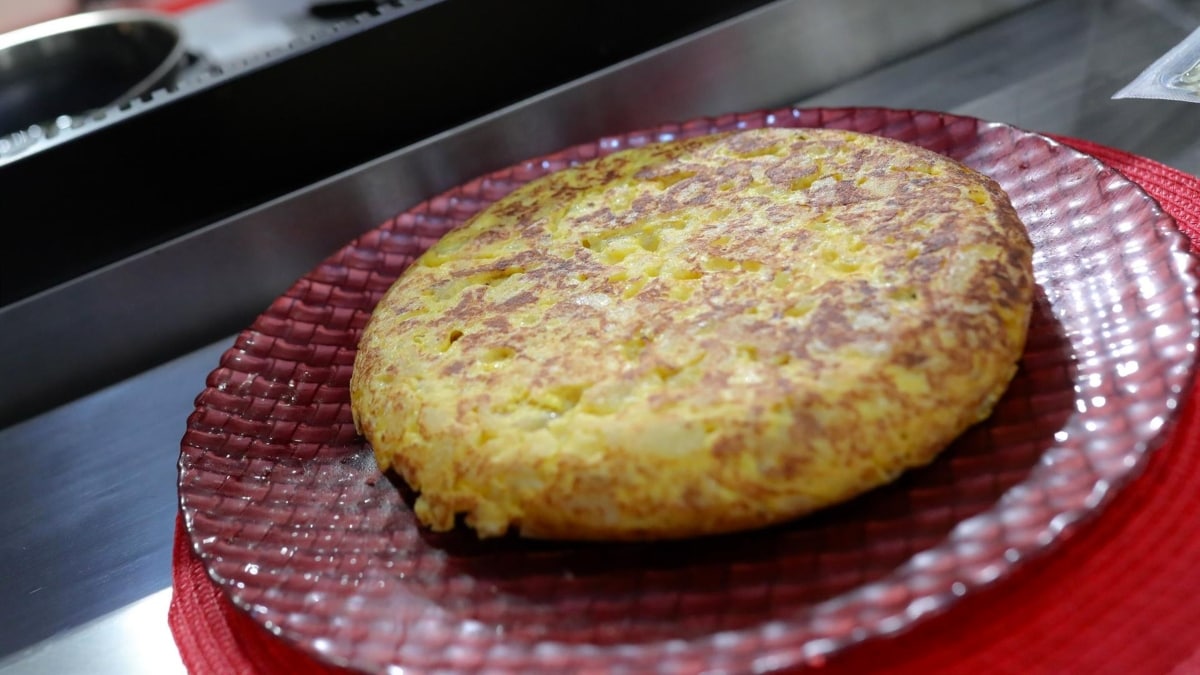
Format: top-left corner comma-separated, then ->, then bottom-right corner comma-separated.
168,137 -> 1200,675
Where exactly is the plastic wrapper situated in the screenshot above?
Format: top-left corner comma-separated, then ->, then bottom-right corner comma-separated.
1114,26 -> 1200,103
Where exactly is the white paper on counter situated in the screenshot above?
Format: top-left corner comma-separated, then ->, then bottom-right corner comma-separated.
1114,25 -> 1200,103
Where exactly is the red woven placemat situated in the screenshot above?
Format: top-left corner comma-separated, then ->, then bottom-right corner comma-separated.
169,135 -> 1200,675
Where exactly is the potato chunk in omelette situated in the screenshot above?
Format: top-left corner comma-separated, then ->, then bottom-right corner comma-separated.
350,128 -> 1034,540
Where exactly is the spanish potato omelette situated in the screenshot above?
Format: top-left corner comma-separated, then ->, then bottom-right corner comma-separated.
350,127 -> 1035,540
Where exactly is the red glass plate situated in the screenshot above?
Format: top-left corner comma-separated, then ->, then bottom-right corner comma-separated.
178,107 -> 1200,673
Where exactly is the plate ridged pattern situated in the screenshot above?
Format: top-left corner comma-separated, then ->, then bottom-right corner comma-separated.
179,107 -> 1200,673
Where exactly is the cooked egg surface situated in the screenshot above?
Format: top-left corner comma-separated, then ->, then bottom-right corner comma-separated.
350,128 -> 1034,540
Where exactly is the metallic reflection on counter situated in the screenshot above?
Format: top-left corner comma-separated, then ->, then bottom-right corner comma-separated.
803,0 -> 1200,174
0,590 -> 184,675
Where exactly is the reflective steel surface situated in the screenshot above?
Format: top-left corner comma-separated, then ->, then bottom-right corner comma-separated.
0,590 -> 184,674
1,0 -> 1197,671
805,0 -> 1200,173
0,340 -> 227,659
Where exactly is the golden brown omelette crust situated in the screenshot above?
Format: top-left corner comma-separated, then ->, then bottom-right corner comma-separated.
351,128 -> 1035,540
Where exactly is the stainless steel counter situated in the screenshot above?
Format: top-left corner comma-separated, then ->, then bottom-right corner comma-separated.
806,0 -> 1200,174
2,0 -> 1198,671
